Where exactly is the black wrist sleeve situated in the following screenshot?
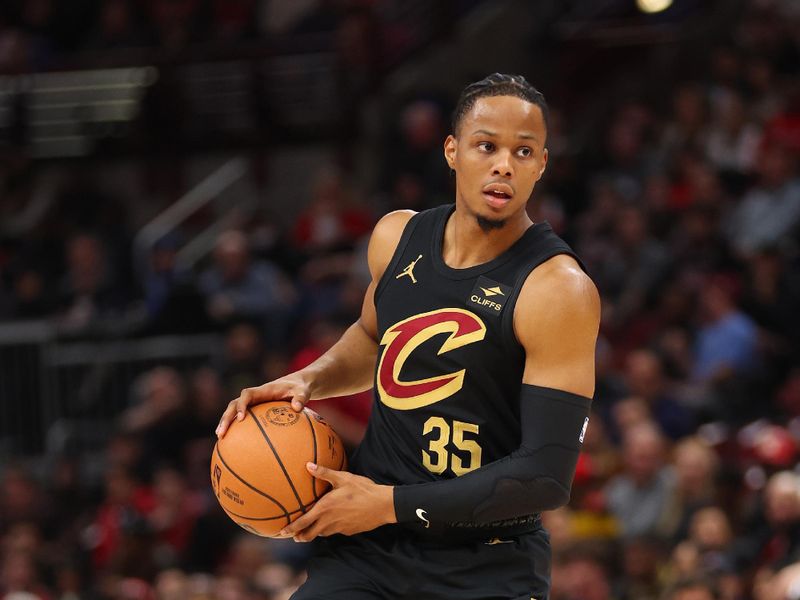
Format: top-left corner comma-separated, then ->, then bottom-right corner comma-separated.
393,384 -> 591,527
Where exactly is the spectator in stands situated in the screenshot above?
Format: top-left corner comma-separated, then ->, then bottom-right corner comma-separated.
0,466 -> 49,533
140,234 -> 208,335
574,179 -> 624,267
705,89 -> 762,177
120,367 -> 189,467
758,561 -> 800,600
88,465 -> 155,575
6,266 -> 51,319
662,438 -> 721,541
553,544 -> 615,600
741,247 -> 800,353
731,471 -> 800,572
669,203 -> 732,276
612,396 -> 653,440
291,168 -> 373,257
57,233 -> 123,336
220,535 -> 270,582
147,466 -> 202,567
290,168 -> 372,318
618,535 -> 665,600
687,507 -> 733,570
725,142 -> 800,257
253,562 -> 297,598
382,100 -> 450,203
596,205 -> 670,331
596,110 -> 652,202
184,366 -> 226,442
692,274 -> 759,384
665,541 -> 704,587
605,422 -> 676,539
47,454 -> 91,548
199,230 -> 295,344
0,551 -> 52,599
182,370 -> 224,488
690,273 -> 763,422
623,349 -> 695,440
707,45 -> 742,107
743,56 -> 783,124
219,321 -> 265,398
153,568 -> 189,600
657,83 -> 709,170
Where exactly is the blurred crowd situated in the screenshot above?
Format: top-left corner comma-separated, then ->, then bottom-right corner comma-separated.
2,0 -> 800,599
0,0 -> 358,59
0,0 -> 445,73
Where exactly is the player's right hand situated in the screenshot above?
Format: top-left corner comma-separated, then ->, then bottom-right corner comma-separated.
216,374 -> 311,438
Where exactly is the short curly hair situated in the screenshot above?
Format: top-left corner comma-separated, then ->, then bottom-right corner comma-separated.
451,73 -> 549,136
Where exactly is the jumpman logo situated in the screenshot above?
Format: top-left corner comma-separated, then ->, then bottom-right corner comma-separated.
396,254 -> 423,284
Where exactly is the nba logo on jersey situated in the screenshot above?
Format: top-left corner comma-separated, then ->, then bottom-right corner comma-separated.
467,276 -> 512,317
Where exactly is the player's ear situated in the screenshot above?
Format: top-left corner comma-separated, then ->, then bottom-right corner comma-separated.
536,148 -> 549,181
444,135 -> 457,171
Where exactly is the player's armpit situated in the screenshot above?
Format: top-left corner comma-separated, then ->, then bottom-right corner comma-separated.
393,384 -> 591,527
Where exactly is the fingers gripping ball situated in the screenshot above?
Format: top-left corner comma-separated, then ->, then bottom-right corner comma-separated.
210,401 -> 346,537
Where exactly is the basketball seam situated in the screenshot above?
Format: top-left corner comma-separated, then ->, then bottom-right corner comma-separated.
223,506 -> 305,521
215,445 -> 291,519
304,411 -> 320,503
247,407 -> 307,512
337,445 -> 345,471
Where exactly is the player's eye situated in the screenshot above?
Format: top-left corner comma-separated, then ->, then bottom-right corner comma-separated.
517,146 -> 533,158
477,142 -> 494,153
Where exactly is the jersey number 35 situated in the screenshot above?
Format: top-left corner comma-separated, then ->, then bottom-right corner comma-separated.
422,416 -> 482,476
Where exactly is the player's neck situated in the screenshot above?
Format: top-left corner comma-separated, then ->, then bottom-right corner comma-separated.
442,207 -> 532,269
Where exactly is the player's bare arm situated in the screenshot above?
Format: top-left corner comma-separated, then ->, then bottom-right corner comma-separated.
216,209 -> 415,437
515,254 -> 600,396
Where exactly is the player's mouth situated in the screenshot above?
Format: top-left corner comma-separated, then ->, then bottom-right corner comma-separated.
482,183 -> 514,209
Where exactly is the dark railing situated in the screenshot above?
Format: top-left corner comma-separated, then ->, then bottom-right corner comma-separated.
0,323 -> 220,456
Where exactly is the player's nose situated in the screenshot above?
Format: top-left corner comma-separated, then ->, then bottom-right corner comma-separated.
491,150 -> 513,178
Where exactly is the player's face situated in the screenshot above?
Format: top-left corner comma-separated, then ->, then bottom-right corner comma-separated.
444,95 -> 548,228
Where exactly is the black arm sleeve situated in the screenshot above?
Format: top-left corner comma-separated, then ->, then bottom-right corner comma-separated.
393,384 -> 591,526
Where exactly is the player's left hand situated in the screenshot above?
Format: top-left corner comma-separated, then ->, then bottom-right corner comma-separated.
280,463 -> 396,542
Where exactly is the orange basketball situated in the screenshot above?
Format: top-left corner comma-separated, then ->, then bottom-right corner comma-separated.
210,401 -> 346,537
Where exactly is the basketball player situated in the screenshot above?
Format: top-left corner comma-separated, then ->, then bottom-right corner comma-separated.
217,73 -> 600,600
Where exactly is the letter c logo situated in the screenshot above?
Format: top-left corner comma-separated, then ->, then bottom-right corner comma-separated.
377,308 -> 486,410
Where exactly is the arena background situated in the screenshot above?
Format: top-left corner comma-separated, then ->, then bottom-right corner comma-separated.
0,0 -> 799,598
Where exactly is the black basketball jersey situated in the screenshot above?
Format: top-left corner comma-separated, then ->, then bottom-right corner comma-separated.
351,204 -> 584,505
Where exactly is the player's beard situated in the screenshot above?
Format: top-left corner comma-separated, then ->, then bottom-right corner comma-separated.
476,214 -> 507,232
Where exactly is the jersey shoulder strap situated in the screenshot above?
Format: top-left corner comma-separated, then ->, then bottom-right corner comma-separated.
373,206 -> 444,301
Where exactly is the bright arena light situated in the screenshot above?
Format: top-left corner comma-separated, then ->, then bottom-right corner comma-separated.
636,0 -> 673,13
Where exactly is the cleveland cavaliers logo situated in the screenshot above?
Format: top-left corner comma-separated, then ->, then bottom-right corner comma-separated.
377,308 -> 486,410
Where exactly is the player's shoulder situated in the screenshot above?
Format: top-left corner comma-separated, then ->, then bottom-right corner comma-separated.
373,209 -> 417,241
513,254 -> 600,352
367,210 -> 418,280
517,254 -> 600,321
